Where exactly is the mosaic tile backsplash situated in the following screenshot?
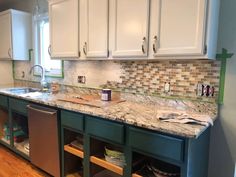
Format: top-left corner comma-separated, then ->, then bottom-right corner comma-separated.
102,60 -> 221,101
14,59 -> 221,102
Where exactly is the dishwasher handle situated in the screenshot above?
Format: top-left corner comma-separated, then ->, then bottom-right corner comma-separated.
27,105 -> 57,115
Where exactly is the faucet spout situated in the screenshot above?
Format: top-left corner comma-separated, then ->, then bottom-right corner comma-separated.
29,65 -> 47,89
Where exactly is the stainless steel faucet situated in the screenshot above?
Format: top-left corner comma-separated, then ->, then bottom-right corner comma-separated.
29,65 -> 48,89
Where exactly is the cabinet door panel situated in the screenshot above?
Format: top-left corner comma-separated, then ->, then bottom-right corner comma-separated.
110,0 -> 150,57
0,13 -> 12,59
153,0 -> 207,56
49,0 -> 79,58
128,127 -> 184,162
0,95 -> 8,109
82,0 -> 108,58
61,110 -> 84,131
85,116 -> 125,144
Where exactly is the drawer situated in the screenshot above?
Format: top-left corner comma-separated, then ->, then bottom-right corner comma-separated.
61,110 -> 84,131
85,116 -> 124,144
0,95 -> 8,109
128,127 -> 184,162
9,98 -> 29,115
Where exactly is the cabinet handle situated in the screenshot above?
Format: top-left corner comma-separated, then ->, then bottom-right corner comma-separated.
142,37 -> 146,54
83,42 -> 87,56
27,105 -> 57,115
48,45 -> 51,56
8,48 -> 11,58
153,36 -> 158,53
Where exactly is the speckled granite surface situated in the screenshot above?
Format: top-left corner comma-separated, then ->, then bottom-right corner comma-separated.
0,85 -> 218,138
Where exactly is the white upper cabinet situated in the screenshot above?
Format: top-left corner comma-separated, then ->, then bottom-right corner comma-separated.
150,0 -> 220,59
0,12 -> 11,60
49,0 -> 79,58
80,0 -> 109,58
151,0 -> 207,57
110,0 -> 150,58
0,10 -> 31,60
47,0 -> 219,60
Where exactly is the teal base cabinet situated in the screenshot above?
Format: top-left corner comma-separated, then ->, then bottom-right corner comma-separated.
0,96 -> 30,160
61,110 -> 211,177
0,95 -> 10,148
127,126 -> 210,177
61,110 -> 85,177
0,94 -> 211,177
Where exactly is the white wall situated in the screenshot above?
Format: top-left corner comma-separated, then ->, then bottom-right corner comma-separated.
208,0 -> 236,176
0,61 -> 13,85
0,0 -> 48,13
0,0 -> 47,86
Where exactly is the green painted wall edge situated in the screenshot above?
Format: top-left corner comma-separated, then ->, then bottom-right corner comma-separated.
12,49 -> 65,79
216,48 -> 234,105
12,61 -> 16,80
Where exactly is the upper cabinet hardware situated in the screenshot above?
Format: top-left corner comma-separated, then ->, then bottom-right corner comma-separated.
83,42 -> 87,56
48,45 -> 52,56
142,37 -> 146,54
8,48 -> 11,58
153,36 -> 158,53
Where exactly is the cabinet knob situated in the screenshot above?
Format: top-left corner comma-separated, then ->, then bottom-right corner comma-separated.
142,37 -> 146,54
83,42 -> 87,56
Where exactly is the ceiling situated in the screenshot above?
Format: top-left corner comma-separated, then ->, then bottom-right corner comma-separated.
0,0 -> 18,6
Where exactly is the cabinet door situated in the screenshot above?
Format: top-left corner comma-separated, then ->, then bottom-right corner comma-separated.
0,12 -> 12,59
151,0 -> 207,57
49,0 -> 79,58
110,0 -> 150,58
81,0 -> 108,58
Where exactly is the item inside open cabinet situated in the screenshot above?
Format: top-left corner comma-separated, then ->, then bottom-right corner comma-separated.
90,138 -> 125,177
132,152 -> 181,177
12,112 -> 29,157
0,107 -> 10,145
63,129 -> 84,177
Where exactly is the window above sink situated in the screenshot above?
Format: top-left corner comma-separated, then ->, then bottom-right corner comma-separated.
33,13 -> 63,78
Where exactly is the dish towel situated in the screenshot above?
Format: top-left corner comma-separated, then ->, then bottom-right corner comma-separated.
158,113 -> 213,126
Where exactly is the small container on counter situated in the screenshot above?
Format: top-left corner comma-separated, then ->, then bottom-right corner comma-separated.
51,81 -> 60,94
101,89 -> 112,101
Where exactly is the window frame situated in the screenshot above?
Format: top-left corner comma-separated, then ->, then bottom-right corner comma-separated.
33,13 -> 64,78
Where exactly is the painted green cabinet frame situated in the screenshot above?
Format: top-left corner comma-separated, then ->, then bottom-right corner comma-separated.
0,95 -> 30,160
0,95 -> 210,177
61,110 -> 211,177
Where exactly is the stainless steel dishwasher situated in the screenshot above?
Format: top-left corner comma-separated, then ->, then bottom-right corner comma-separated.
27,104 -> 60,177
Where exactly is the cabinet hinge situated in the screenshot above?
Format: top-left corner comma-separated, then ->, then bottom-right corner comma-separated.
204,45 -> 207,55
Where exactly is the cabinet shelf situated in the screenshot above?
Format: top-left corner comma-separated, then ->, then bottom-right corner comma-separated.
90,155 -> 123,176
132,174 -> 142,177
64,145 -> 84,159
66,172 -> 82,177
0,138 -> 10,145
14,139 -> 29,156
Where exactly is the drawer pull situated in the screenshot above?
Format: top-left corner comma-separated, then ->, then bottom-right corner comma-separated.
27,105 -> 56,115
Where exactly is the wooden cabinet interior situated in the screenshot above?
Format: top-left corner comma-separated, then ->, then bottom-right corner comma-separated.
0,107 -> 9,145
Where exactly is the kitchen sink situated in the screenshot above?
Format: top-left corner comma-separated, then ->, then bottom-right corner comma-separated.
6,87 -> 41,94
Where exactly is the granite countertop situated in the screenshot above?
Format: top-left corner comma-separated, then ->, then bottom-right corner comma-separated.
0,86 -> 218,138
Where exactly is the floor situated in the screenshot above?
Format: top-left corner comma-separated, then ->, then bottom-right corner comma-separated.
0,145 -> 49,177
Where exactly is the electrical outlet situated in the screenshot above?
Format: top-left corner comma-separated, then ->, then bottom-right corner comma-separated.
164,82 -> 170,93
197,84 -> 203,96
78,76 -> 86,84
197,83 -> 215,97
21,71 -> 25,78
